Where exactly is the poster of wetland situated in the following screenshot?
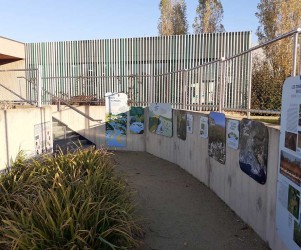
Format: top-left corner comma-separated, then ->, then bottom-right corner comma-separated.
239,119 -> 269,184
129,107 -> 144,134
208,112 -> 226,164
149,103 -> 173,137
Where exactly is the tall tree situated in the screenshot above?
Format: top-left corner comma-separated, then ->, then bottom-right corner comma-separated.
158,0 -> 174,36
158,0 -> 188,36
172,0 -> 188,35
256,0 -> 301,77
193,0 -> 225,33
251,0 -> 301,111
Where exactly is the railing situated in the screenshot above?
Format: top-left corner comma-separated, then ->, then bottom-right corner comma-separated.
1,28 -> 301,116
38,81 -> 103,123
0,72 -> 102,122
0,83 -> 35,106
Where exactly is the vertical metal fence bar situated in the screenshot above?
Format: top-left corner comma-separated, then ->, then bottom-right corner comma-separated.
238,36 -> 243,109
247,51 -> 253,119
153,75 -> 156,103
299,31 -> 301,76
168,72 -> 171,104
223,60 -> 228,109
292,32 -> 298,77
37,66 -> 42,107
183,69 -> 188,110
203,64 -> 207,109
218,59 -> 224,112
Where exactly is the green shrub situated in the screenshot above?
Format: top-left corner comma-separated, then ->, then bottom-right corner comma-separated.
0,148 -> 141,249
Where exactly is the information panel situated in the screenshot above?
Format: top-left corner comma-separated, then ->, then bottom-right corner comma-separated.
187,114 -> 193,134
200,116 -> 208,139
105,92 -> 128,147
34,121 -> 52,155
149,103 -> 173,137
226,119 -> 239,150
276,76 -> 301,250
129,107 -> 144,134
239,119 -> 268,184
208,112 -> 226,164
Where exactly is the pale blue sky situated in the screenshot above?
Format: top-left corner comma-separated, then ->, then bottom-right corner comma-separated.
0,0 -> 260,43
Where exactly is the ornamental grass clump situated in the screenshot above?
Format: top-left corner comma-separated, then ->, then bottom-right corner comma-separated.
0,148 -> 142,249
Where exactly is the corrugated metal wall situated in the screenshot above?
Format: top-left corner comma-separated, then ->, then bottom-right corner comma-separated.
25,32 -> 251,110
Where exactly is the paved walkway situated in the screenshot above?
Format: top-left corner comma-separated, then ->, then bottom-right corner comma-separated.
114,151 -> 270,250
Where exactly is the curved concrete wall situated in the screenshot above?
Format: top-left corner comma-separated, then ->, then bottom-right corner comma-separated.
145,109 -> 286,250
51,105 -> 145,151
51,105 -> 286,249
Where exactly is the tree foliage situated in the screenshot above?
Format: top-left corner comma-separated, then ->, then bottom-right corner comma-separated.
252,0 -> 301,111
251,55 -> 283,111
256,0 -> 301,78
173,0 -> 188,35
158,0 -> 188,36
192,0 -> 225,33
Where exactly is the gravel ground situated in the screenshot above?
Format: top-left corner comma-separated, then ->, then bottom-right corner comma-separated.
114,151 -> 270,250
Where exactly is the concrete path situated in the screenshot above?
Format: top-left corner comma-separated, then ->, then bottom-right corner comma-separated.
114,151 -> 270,250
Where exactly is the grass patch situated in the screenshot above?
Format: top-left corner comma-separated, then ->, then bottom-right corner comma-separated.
251,117 -> 280,125
0,148 -> 142,249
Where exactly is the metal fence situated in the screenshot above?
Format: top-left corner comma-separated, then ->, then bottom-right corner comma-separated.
23,54 -> 250,111
24,32 -> 252,110
1,29 -> 300,116
0,69 -> 38,108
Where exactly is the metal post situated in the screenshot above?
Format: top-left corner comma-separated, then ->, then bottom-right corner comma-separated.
298,29 -> 301,75
37,65 -> 42,107
292,32 -> 298,77
183,69 -> 188,110
247,51 -> 253,119
149,75 -> 154,104
218,58 -> 225,113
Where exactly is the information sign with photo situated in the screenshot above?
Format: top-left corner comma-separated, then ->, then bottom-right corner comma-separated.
239,119 -> 268,184
208,112 -> 226,164
187,114 -> 193,134
226,119 -> 239,150
149,103 -> 173,137
105,92 -> 128,147
276,76 -> 301,250
129,107 -> 144,134
34,121 -> 53,155
200,116 -> 208,139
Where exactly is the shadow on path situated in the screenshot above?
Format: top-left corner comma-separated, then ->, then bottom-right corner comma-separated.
114,151 -> 270,250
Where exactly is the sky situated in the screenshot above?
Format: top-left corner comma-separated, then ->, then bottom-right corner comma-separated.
0,0 -> 260,44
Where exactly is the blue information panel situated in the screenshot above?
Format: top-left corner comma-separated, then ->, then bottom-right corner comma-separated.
105,93 -> 128,147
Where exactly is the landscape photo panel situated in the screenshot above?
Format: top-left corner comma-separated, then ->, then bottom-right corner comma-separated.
149,103 -> 173,137
239,118 -> 269,184
129,107 -> 144,134
208,112 -> 226,164
105,92 -> 129,147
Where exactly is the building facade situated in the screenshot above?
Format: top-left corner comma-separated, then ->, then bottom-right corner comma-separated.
24,32 -> 251,109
